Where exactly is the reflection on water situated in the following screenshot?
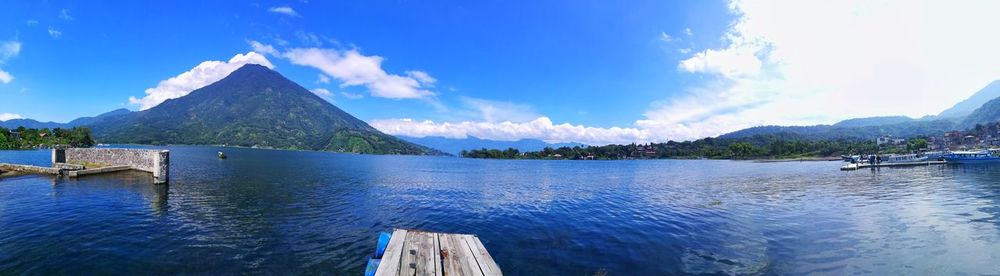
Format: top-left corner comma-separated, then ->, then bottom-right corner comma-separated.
2,146 -> 1000,274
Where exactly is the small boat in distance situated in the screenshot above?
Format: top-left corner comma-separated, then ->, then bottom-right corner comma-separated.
943,150 -> 1000,164
218,152 -> 227,159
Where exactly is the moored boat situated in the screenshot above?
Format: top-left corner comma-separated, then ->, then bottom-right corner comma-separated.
943,150 -> 1000,164
882,154 -> 928,164
923,151 -> 947,161
842,155 -> 863,163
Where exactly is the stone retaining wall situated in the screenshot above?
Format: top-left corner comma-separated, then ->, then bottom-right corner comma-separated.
53,148 -> 169,184
0,163 -> 62,175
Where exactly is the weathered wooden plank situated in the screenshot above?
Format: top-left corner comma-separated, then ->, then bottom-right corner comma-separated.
399,231 -> 438,276
375,229 -> 408,276
439,233 -> 484,276
463,235 -> 501,276
433,233 -> 442,276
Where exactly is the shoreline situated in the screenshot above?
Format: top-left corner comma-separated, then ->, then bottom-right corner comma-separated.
460,155 -> 844,162
752,157 -> 842,163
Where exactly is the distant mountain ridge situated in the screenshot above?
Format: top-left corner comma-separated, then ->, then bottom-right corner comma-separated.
68,108 -> 132,126
0,118 -> 66,129
399,135 -> 586,155
82,64 -> 443,155
719,119 -> 958,141
962,96 -> 1000,128
938,80 -> 1000,118
832,116 -> 914,128
0,108 -> 132,129
720,80 -> 1000,140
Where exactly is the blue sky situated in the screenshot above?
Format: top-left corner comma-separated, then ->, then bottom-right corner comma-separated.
2,1 -> 999,145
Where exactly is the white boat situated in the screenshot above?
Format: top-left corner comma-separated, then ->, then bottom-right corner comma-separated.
881,154 -> 928,164
943,150 -> 1000,164
922,151 -> 947,161
842,155 -> 862,163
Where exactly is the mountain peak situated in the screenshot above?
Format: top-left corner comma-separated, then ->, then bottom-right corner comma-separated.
225,63 -> 279,80
234,63 -> 272,72
87,63 -> 442,155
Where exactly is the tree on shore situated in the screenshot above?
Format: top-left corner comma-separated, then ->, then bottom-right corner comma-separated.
0,126 -> 96,149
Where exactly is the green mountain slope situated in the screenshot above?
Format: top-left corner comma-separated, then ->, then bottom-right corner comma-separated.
89,64 -> 444,155
938,80 -> 1000,118
719,119 -> 957,140
962,96 -> 1000,128
833,116 -> 914,128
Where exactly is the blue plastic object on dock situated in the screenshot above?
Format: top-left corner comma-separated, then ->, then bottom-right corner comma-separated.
364,258 -> 380,276
375,231 -> 391,258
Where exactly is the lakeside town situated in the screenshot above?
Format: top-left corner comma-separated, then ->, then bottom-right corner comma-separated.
460,122 -> 1000,162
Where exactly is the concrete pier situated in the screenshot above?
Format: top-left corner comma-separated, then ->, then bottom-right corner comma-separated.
0,163 -> 63,176
66,165 -> 133,178
52,148 -> 170,184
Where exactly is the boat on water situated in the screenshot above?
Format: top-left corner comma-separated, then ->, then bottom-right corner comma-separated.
923,151 -> 948,161
881,154 -> 928,164
943,150 -> 1000,164
841,155 -> 864,163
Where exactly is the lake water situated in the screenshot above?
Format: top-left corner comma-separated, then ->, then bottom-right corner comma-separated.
2,146 -> 1000,274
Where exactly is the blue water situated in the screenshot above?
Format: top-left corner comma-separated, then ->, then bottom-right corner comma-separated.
2,146 -> 1000,274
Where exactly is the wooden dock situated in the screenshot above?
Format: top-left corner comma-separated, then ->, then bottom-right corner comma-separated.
374,229 -> 501,276
841,160 -> 947,170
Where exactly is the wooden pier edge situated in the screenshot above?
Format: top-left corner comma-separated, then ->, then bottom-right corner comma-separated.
374,229 -> 501,276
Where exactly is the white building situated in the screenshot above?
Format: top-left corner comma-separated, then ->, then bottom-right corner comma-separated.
877,136 -> 905,146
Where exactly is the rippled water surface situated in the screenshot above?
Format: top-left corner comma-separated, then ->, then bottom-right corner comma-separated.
3,146 -> 1000,274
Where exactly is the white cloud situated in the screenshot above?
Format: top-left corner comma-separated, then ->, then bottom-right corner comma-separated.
249,40 -> 279,55
278,46 -> 435,99
47,27 -> 62,38
679,46 -> 763,78
371,117 -> 646,145
294,31 -> 322,46
373,97 -> 645,145
0,40 -> 21,84
317,73 -> 331,84
26,20 -> 38,26
659,32 -> 674,42
684,28 -> 693,36
0,113 -> 23,121
248,40 -> 436,99
268,6 -> 299,17
340,92 -> 364,99
310,88 -> 332,98
406,70 -> 436,86
0,69 -> 12,84
458,97 -> 539,123
128,52 -> 274,110
59,9 -> 73,21
1,40 -> 20,60
656,0 -> 1000,140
